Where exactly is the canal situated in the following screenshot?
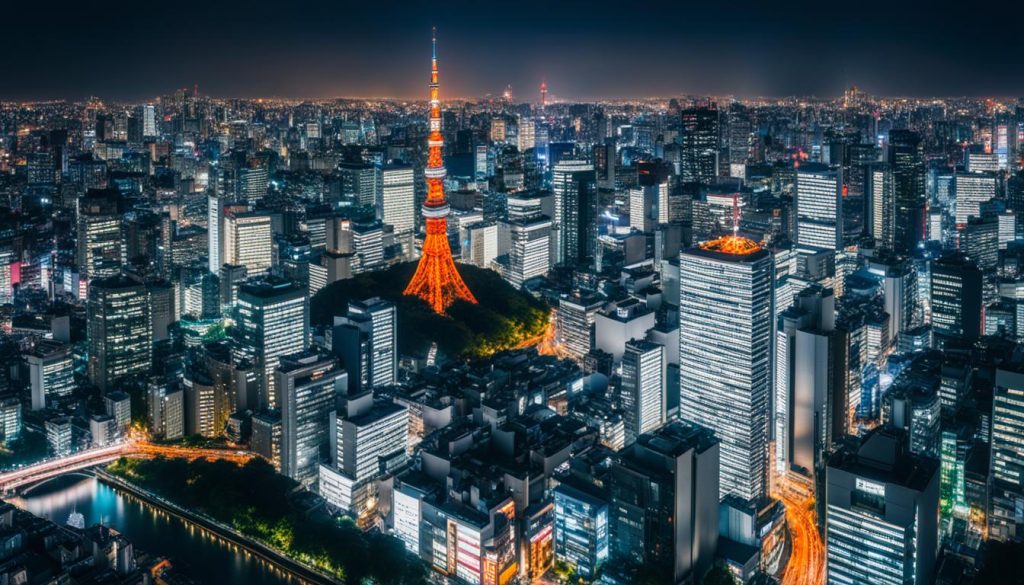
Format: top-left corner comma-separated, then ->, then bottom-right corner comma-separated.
10,474 -> 293,585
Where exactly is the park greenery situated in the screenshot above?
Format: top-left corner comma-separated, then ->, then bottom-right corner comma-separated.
107,456 -> 427,584
311,262 -> 549,359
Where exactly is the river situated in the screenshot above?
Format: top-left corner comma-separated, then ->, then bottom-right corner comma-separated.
9,474 -> 293,585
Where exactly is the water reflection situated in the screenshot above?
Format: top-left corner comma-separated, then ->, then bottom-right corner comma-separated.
10,475 -> 291,585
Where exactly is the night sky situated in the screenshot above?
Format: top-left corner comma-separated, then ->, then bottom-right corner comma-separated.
4,0 -> 1023,101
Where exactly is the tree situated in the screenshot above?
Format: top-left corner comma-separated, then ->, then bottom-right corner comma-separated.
702,561 -> 738,585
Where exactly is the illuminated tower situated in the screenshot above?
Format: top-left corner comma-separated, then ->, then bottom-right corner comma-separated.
403,30 -> 477,314
540,80 -> 548,109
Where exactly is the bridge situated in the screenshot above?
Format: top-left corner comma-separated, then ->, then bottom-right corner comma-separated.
0,440 -> 257,494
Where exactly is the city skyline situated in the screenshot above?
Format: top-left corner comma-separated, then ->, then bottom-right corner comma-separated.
0,8 -> 1023,585
4,0 -> 1024,101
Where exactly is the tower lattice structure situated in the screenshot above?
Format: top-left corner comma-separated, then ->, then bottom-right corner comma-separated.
403,30 -> 477,314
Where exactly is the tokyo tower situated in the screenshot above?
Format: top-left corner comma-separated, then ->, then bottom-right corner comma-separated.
403,29 -> 478,314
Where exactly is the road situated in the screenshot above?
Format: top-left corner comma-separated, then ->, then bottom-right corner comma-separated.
778,487 -> 825,585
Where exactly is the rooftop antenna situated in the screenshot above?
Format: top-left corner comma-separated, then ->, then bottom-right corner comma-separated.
732,193 -> 740,235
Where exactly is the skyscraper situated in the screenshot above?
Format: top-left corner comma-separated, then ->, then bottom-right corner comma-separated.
223,210 -> 273,276
551,160 -> 597,266
621,340 -> 666,446
610,421 -> 720,583
26,340 -> 74,411
888,129 -> 926,254
866,163 -> 894,247
774,285 -> 845,481
76,189 -> 123,297
278,351 -> 347,489
207,192 -> 223,273
553,481 -> 609,581
989,366 -> 1024,542
930,252 -> 982,346
679,235 -> 773,502
379,162 -> 416,253
498,215 -> 552,289
825,428 -> 939,585
338,162 -> 379,206
331,298 -> 397,394
87,274 -> 152,391
680,104 -> 720,184
953,171 -> 998,228
556,293 -> 604,362
795,163 -> 844,252
234,276 -> 309,409
319,393 -> 408,520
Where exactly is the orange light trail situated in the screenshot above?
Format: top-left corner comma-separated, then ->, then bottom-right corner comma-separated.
403,28 -> 477,314
774,475 -> 826,585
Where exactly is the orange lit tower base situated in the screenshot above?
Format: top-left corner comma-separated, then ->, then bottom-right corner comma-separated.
404,30 -> 477,314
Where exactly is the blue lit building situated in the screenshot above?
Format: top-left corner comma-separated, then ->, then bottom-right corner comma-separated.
553,480 -> 608,579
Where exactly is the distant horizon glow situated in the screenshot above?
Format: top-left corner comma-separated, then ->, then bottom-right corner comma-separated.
2,0 -> 1023,102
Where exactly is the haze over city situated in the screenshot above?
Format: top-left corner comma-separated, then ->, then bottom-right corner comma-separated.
4,0 -> 1024,100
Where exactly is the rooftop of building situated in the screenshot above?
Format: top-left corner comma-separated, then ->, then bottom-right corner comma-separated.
238,276 -> 306,299
828,427 -> 938,492
694,235 -> 767,258
345,400 -> 406,427
89,273 -> 145,291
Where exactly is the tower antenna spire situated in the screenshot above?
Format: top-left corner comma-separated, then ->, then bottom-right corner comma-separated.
403,28 -> 477,314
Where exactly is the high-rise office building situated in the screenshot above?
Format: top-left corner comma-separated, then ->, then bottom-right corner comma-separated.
552,160 -> 597,266
679,235 -> 773,502
621,340 -> 666,446
87,274 -> 152,391
930,252 -> 982,346
278,351 -> 347,489
331,297 -> 396,394
680,104 -> 720,184
183,367 -> 217,438
76,189 -> 123,297
319,393 -> 408,519
888,130 -> 926,254
141,104 -> 157,137
338,162 -> 379,206
553,480 -> 609,581
825,428 -> 939,585
251,410 -> 283,470
45,416 -> 73,457
234,277 -> 309,409
104,391 -> 131,435
26,340 -> 74,411
610,421 -> 720,583
795,163 -> 844,252
556,293 -> 604,362
953,171 -> 998,228
774,285 -> 845,481
989,366 -> 1024,542
459,221 -> 497,268
498,215 -> 552,289
0,399 -> 22,445
148,383 -> 185,440
868,253 -> 917,347
207,193 -> 223,273
237,165 -> 268,204
379,163 -> 416,251
223,210 -> 273,276
517,116 -> 536,152
866,164 -> 894,247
